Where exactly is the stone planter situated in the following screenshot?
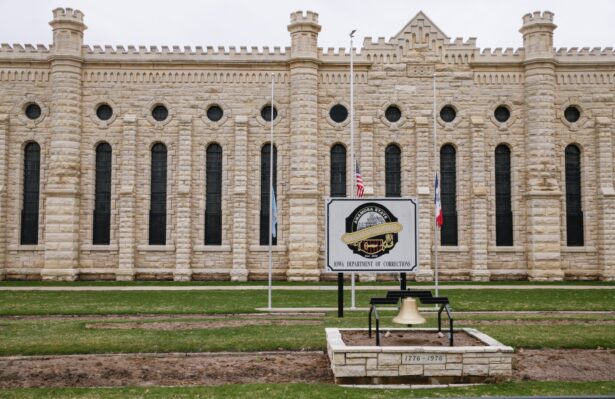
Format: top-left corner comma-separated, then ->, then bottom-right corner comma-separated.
326,327 -> 513,384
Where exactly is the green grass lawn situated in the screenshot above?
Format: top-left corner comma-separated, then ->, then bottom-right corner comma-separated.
2,382 -> 615,399
0,288 -> 614,355
1,288 -> 614,315
1,311 -> 614,355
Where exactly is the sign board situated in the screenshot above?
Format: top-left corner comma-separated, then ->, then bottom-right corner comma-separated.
325,198 -> 419,273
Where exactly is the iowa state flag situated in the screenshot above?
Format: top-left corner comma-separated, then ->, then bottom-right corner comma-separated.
434,173 -> 443,227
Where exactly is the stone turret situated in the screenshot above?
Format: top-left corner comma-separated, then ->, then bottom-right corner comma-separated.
49,8 -> 86,57
42,8 -> 87,280
287,11 -> 321,59
286,11 -> 321,280
521,11 -> 563,281
519,11 -> 556,61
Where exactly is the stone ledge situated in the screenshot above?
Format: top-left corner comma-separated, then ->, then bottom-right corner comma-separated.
249,245 -> 288,252
193,245 -> 232,252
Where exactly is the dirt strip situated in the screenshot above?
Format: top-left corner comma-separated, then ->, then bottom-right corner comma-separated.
0,352 -> 332,388
1,349 -> 614,388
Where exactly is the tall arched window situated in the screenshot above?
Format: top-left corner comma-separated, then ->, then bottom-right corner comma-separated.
565,144 -> 584,246
93,142 -> 112,245
149,143 -> 167,245
385,144 -> 401,197
20,142 -> 40,245
495,144 -> 513,246
205,143 -> 223,245
440,144 -> 458,246
330,144 -> 346,197
260,143 -> 277,245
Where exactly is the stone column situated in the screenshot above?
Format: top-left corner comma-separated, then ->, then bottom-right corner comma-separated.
42,8 -> 87,281
520,11 -> 564,281
117,115 -> 137,280
359,116 -> 374,196
231,116 -> 249,281
596,117 -> 615,280
286,11 -> 321,281
469,116 -> 490,281
0,115 -> 7,280
174,116 -> 193,281
415,117 -> 433,281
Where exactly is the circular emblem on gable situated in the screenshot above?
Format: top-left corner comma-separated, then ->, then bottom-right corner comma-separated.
341,203 -> 403,259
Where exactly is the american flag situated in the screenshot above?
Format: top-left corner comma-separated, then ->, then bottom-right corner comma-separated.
355,159 -> 364,198
434,173 -> 443,227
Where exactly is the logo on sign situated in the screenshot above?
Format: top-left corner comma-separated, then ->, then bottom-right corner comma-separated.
341,203 -> 403,259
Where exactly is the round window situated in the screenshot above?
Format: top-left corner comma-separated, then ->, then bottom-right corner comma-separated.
261,105 -> 278,122
96,104 -> 113,121
494,106 -> 510,123
329,104 -> 348,123
151,105 -> 169,122
207,105 -> 224,122
564,106 -> 580,123
25,103 -> 41,120
385,105 -> 402,123
440,105 -> 456,123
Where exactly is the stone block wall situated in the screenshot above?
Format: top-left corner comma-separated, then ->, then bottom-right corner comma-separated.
0,8 -> 614,280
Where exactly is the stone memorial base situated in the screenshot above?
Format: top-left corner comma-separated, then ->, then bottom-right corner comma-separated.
326,327 -> 513,384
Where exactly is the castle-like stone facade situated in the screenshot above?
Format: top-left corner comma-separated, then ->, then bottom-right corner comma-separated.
1,8 -> 614,281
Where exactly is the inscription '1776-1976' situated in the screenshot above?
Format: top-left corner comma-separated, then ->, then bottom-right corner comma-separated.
403,354 -> 445,364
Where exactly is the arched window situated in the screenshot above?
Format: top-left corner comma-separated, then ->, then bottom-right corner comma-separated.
495,145 -> 513,246
205,144 -> 223,245
149,143 -> 167,245
330,144 -> 346,197
260,143 -> 277,245
20,142 -> 40,245
565,144 -> 583,246
385,144 -> 401,197
93,143 -> 112,245
440,144 -> 458,246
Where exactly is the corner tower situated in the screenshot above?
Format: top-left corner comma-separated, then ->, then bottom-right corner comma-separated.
286,11 -> 321,281
520,11 -> 564,280
42,8 -> 86,280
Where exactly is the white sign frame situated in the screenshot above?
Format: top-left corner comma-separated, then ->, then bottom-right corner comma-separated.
325,198 -> 419,273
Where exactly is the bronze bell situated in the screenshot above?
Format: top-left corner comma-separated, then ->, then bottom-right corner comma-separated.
392,297 -> 426,325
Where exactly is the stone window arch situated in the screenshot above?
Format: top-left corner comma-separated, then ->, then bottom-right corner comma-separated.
330,144 -> 346,197
495,144 -> 513,246
260,143 -> 277,245
440,144 -> 458,246
21,141 -> 40,245
205,143 -> 223,245
149,143 -> 167,245
565,144 -> 584,246
93,142 -> 112,245
385,144 -> 401,197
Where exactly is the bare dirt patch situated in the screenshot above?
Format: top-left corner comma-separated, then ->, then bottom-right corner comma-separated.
87,319 -> 321,330
341,329 -> 484,347
0,352 -> 332,388
1,349 -> 614,387
514,349 -> 615,381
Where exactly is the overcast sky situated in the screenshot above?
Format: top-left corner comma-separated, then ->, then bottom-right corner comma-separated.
0,0 -> 613,51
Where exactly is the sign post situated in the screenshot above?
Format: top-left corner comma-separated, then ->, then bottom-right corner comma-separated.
326,198 -> 419,315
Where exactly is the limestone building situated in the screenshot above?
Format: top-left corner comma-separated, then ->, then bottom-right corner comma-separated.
0,8 -> 614,281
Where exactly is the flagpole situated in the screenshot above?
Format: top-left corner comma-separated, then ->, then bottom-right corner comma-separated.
349,30 -> 356,310
267,74 -> 275,310
433,73 -> 439,298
